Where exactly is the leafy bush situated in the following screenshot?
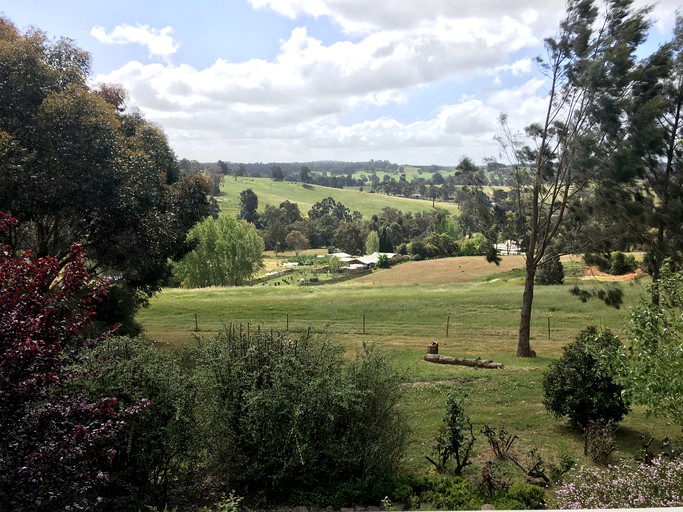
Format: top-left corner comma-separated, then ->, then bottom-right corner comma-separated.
496,482 -> 546,510
77,328 -> 409,510
584,251 -> 638,275
423,232 -> 459,257
376,253 -> 390,268
608,251 -> 637,275
408,474 -> 483,511
199,328 -> 409,506
408,240 -> 428,258
80,337 -> 202,510
535,252 -> 564,285
0,212 -> 135,510
604,264 -> 683,428
460,233 -> 489,256
94,283 -> 143,336
542,327 -> 629,428
554,456 -> 683,508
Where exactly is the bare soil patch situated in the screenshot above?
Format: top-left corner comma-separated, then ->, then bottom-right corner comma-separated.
582,266 -> 647,281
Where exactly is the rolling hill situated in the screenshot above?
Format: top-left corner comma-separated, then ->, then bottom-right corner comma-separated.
214,176 -> 460,219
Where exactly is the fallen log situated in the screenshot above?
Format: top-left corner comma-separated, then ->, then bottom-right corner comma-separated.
423,353 -> 504,369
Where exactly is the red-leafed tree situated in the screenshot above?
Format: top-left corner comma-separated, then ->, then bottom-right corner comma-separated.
0,212 -> 141,511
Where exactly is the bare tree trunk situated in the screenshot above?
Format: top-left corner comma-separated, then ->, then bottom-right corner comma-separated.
517,260 -> 536,357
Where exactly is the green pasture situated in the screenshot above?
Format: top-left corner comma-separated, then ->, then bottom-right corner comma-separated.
215,176 -> 460,219
137,258 -> 672,474
138,278 -> 640,352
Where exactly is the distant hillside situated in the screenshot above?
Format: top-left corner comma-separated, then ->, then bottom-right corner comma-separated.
215,177 -> 459,219
346,255 -> 526,286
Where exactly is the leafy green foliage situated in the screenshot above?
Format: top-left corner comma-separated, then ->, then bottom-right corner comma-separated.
501,482 -> 546,510
79,337 -> 201,510
285,229 -> 309,255
420,475 -> 482,510
199,328 -> 409,506
535,252 -> 564,285
608,263 -> 683,427
542,327 -> 629,428
333,221 -> 367,255
593,15 -> 683,287
173,215 -> 264,287
376,253 -> 390,268
0,17 -> 213,319
584,251 -> 638,275
238,188 -> 260,225
366,229 -> 380,254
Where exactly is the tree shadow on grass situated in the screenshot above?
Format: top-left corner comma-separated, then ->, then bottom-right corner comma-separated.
552,420 -> 668,458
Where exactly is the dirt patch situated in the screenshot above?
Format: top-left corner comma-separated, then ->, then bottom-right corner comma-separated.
582,266 -> 647,281
406,377 -> 490,387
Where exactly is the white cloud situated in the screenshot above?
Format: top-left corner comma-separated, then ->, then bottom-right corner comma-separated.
90,24 -> 179,59
93,1 -> 680,165
248,0 -> 566,36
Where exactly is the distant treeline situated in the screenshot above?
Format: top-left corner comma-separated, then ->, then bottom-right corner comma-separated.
179,157 -> 512,187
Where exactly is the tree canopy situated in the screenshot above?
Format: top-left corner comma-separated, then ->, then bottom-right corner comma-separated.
173,215 -> 264,287
0,16 -> 213,322
497,0 -> 653,356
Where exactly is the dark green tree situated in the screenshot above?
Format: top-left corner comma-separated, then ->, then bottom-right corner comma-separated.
0,17 -> 213,325
239,188 -> 260,226
279,200 -> 303,224
300,165 -> 312,184
271,165 -> 284,181
378,226 -> 393,252
595,15 -> 683,294
334,221 -> 367,255
543,327 -> 628,428
217,160 -> 230,175
535,251 -> 564,285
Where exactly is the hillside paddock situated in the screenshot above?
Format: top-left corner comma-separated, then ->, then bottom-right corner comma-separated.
137,255 -> 671,481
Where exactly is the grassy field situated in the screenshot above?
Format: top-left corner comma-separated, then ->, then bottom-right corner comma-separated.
215,176 -> 460,219
137,255 -> 672,476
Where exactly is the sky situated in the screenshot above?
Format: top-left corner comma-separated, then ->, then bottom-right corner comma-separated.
1,0 -> 680,166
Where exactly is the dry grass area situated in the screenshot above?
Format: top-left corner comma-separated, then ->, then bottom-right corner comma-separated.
347,255 -> 526,286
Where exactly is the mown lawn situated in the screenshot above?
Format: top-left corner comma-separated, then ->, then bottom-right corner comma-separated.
137,256 -> 671,475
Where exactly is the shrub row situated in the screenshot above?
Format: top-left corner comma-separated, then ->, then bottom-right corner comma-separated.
78,331 -> 409,510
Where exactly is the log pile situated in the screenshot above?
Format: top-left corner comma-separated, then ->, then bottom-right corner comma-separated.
423,353 -> 504,369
